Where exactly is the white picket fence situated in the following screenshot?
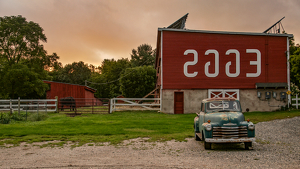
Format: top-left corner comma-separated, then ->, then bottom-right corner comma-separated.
0,98 -> 58,113
110,98 -> 160,113
292,94 -> 300,109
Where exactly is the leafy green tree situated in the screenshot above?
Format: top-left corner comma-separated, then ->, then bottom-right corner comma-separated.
2,64 -> 48,99
88,73 -> 110,98
290,43 -> 300,86
89,58 -> 130,98
130,44 -> 156,67
0,15 -> 47,66
51,61 -> 91,85
0,15 -> 56,98
119,65 -> 156,98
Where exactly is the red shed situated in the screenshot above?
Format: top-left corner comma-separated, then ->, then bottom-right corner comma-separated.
43,80 -> 102,107
155,21 -> 293,114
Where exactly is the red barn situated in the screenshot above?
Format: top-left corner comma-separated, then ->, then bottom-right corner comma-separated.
155,18 -> 293,114
43,80 -> 101,107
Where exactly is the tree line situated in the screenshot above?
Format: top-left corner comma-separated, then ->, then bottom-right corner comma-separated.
0,15 -> 156,99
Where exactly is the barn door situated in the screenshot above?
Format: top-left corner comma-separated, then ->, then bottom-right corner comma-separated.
174,92 -> 184,114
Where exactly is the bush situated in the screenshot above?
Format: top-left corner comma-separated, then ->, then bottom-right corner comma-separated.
27,112 -> 49,121
0,111 -> 49,124
10,112 -> 25,121
0,112 -> 11,124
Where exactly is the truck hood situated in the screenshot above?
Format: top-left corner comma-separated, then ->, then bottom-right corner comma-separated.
205,111 -> 244,126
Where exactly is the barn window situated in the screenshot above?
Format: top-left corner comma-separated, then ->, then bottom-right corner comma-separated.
208,89 -> 239,100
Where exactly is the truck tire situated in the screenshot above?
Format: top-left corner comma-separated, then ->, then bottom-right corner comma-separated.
194,124 -> 201,141
195,132 -> 201,141
203,133 -> 211,150
245,142 -> 252,150
204,141 -> 211,150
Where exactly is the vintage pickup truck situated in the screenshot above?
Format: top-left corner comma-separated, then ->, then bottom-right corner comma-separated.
194,98 -> 255,150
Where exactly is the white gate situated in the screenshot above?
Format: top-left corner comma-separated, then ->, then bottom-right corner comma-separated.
208,89 -> 239,100
110,98 -> 160,113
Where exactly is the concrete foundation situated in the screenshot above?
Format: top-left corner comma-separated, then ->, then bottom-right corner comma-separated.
161,89 -> 288,114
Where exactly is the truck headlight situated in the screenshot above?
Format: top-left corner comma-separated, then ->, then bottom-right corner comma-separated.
205,124 -> 212,131
248,122 -> 255,130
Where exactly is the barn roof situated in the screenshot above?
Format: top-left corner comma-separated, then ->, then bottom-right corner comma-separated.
167,13 -> 188,29
43,80 -> 97,93
157,28 -> 294,38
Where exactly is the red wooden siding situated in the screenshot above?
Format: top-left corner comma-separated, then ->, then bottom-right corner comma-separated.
161,31 -> 288,89
44,81 -> 96,99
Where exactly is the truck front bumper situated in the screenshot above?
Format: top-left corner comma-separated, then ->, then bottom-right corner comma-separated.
205,138 -> 255,143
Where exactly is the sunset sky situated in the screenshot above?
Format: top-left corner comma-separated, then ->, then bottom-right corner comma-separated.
1,0 -> 299,66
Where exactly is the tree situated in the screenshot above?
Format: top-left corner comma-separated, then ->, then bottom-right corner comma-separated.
89,73 -> 110,98
288,35 -> 300,87
89,58 -> 130,98
0,15 -> 47,66
0,15 -> 53,98
130,44 -> 156,67
52,61 -> 91,85
2,64 -> 48,99
290,43 -> 300,86
119,65 -> 156,98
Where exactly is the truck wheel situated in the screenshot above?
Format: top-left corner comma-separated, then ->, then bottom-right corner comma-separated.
204,141 -> 211,150
203,133 -> 211,150
195,132 -> 201,141
245,142 -> 252,150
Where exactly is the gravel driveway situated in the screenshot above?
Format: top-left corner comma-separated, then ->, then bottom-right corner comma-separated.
0,117 -> 299,169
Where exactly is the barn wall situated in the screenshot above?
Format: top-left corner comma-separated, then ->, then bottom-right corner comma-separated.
85,90 -> 95,99
161,31 -> 288,89
44,81 -> 91,100
240,89 -> 288,112
161,89 -> 207,114
161,89 -> 287,114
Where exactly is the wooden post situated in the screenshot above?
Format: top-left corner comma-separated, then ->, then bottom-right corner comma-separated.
92,99 -> 94,114
9,99 -> 12,114
109,99 -> 112,114
296,94 -> 298,109
55,96 -> 58,113
18,97 -> 20,115
45,100 -> 48,114
108,99 -> 111,114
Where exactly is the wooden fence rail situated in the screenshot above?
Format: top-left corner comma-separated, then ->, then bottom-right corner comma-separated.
0,98 -> 58,114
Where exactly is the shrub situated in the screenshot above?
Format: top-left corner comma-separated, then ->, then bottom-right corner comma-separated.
0,112 -> 11,124
27,112 -> 49,121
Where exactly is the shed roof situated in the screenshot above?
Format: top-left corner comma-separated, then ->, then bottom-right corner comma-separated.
43,80 -> 97,93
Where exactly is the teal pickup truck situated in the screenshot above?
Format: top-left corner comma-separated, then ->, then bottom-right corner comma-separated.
194,98 -> 255,150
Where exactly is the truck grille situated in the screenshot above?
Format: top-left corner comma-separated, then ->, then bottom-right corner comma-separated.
212,126 -> 248,139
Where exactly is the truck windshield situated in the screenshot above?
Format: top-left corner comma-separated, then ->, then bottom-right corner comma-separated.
206,100 -> 241,113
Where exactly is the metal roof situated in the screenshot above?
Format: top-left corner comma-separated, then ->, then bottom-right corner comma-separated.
167,13 -> 189,29
158,28 -> 293,38
43,80 -> 97,92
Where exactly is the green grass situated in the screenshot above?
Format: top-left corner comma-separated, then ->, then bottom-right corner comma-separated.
0,111 -> 195,147
243,109 -> 300,124
0,110 -> 299,147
